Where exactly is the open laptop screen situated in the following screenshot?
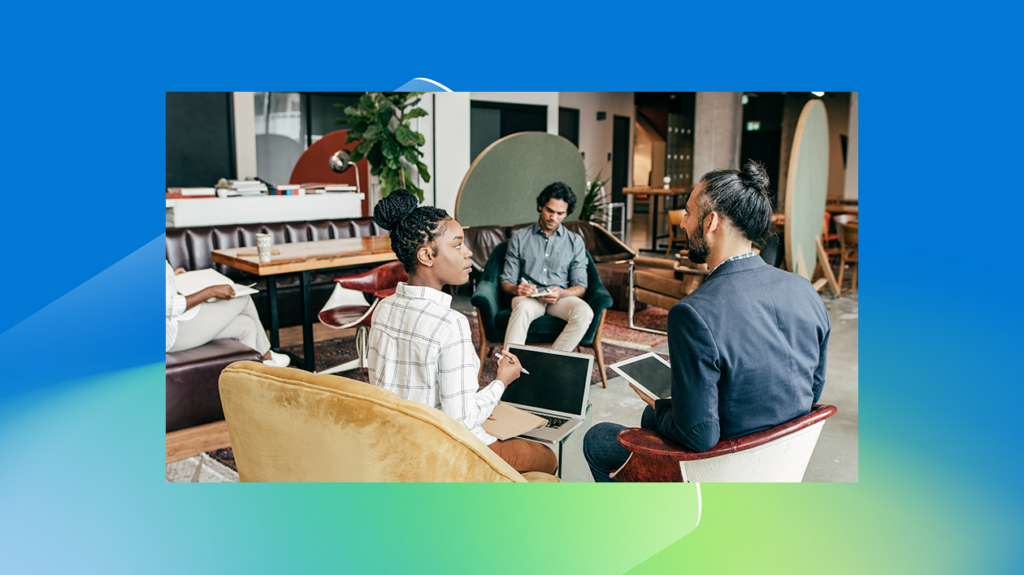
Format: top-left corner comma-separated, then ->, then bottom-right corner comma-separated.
501,345 -> 591,416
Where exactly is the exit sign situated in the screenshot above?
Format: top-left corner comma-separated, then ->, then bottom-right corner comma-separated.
746,121 -> 761,131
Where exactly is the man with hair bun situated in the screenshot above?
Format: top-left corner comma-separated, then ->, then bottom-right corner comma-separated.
500,182 -> 593,352
583,162 -> 831,482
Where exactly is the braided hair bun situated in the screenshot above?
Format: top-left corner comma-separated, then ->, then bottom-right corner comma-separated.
373,188 -> 452,273
373,188 -> 420,231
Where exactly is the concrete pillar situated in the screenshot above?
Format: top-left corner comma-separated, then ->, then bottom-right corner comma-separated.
692,92 -> 743,180
431,92 -> 471,214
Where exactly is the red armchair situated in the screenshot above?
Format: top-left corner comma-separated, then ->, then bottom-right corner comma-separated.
317,261 -> 407,375
611,405 -> 837,482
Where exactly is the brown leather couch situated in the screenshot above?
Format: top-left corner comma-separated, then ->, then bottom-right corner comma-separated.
462,220 -> 636,310
165,216 -> 387,440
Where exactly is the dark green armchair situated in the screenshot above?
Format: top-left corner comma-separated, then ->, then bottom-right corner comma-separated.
470,241 -> 615,387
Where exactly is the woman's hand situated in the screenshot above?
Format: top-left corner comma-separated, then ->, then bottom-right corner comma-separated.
174,267 -> 187,275
205,285 -> 236,300
495,350 -> 523,385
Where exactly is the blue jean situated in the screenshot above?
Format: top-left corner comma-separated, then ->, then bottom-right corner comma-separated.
583,405 -> 658,483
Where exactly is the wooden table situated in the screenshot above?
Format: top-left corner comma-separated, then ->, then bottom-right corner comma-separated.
212,236 -> 396,371
622,186 -> 693,251
825,204 -> 859,215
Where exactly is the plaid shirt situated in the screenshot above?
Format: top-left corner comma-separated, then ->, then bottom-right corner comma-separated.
709,252 -> 760,277
368,283 -> 505,445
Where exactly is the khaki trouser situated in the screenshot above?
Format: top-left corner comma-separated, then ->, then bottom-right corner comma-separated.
504,295 -> 593,352
170,295 -> 271,355
488,438 -> 559,475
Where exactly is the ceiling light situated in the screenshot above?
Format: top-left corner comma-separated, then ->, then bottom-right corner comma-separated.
811,92 -> 825,97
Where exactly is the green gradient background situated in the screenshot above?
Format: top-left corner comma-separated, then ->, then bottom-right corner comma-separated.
2,365 -> 1012,574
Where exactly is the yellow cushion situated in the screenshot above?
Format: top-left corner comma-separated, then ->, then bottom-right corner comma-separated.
219,361 -> 557,482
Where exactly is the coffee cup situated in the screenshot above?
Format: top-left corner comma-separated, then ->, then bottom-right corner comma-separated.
256,233 -> 273,262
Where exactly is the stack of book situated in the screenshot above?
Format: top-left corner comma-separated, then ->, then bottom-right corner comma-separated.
299,182 -> 358,194
228,180 -> 268,196
273,184 -> 304,196
167,187 -> 217,199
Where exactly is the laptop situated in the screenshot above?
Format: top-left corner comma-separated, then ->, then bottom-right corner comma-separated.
499,344 -> 593,444
609,352 -> 672,400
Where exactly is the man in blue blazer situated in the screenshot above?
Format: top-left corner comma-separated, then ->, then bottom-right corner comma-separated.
583,161 -> 830,482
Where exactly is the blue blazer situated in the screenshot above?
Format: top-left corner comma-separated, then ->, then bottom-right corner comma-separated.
653,255 -> 830,452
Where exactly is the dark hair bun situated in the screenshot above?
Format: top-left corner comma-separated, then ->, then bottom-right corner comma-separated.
373,188 -> 419,231
741,160 -> 771,198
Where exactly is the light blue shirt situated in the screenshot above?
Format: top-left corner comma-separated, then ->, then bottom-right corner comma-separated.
500,223 -> 588,290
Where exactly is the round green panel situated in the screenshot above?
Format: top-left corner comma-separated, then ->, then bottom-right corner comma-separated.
455,132 -> 587,227
784,100 -> 830,279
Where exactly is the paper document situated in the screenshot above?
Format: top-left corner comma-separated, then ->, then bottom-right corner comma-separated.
529,289 -> 554,298
174,268 -> 259,299
481,403 -> 547,441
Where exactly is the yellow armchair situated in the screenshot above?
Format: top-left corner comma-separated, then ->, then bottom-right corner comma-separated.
219,361 -> 559,482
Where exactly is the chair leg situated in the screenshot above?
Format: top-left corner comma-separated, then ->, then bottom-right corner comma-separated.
317,326 -> 369,375
592,310 -> 608,388
837,254 -> 846,298
665,228 -> 674,259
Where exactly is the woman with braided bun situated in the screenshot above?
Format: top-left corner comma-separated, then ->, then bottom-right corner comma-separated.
366,188 -> 558,475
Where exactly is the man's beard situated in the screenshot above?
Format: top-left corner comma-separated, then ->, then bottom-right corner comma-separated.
687,219 -> 710,264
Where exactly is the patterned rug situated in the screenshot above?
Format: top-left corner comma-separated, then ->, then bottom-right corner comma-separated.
602,307 -> 669,347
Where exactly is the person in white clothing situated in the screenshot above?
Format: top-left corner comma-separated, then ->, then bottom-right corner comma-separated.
367,189 -> 558,475
165,260 -> 289,367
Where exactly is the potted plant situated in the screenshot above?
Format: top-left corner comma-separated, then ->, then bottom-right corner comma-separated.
578,171 -> 610,224
335,93 -> 431,201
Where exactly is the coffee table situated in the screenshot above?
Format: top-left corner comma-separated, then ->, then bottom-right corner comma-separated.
212,236 -> 396,371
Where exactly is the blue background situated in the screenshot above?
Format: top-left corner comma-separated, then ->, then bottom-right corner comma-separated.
2,0 -> 1022,572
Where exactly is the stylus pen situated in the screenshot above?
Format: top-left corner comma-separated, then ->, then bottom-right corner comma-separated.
494,353 -> 530,375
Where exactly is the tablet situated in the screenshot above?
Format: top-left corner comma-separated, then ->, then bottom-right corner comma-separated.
609,352 -> 672,400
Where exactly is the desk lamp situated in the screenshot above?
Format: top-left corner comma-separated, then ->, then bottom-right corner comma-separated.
329,149 -> 361,196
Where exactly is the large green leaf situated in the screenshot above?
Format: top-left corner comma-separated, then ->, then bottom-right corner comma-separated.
415,160 -> 431,183
394,124 -> 418,147
381,139 -> 397,159
352,139 -> 373,160
362,124 -> 381,141
359,93 -> 374,109
404,107 -> 428,120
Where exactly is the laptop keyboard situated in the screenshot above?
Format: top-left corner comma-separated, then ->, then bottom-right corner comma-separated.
534,413 -> 570,429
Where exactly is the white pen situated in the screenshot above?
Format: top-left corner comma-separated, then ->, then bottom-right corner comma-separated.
494,353 -> 530,375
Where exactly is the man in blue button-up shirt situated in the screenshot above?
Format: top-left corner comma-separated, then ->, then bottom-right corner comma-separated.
500,182 -> 593,351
